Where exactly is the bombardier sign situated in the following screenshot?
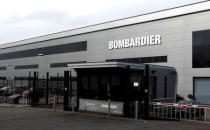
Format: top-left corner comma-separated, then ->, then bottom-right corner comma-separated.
108,35 -> 161,50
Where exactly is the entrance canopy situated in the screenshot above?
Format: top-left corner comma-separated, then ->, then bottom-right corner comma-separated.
68,61 -> 145,70
67,61 -> 176,72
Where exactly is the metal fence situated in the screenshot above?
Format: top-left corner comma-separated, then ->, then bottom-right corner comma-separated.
150,98 -> 210,122
0,72 -> 68,109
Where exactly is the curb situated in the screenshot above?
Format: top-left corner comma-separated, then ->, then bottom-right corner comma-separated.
0,104 -> 30,108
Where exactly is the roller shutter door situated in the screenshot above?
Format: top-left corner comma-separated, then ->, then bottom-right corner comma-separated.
194,78 -> 210,105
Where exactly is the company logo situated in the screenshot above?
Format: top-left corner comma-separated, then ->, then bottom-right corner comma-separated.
108,35 -> 161,50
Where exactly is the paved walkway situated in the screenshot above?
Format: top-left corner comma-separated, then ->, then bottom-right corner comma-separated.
0,104 -> 210,130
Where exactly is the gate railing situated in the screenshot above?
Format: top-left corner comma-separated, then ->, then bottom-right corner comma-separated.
150,101 -> 210,122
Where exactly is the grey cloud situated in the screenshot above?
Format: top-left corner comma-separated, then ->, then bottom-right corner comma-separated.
2,10 -> 71,24
25,10 -> 71,24
0,0 -> 204,44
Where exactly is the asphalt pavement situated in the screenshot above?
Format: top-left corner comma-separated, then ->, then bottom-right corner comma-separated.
0,106 -> 209,130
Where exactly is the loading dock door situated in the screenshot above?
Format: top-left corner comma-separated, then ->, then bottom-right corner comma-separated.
194,78 -> 210,105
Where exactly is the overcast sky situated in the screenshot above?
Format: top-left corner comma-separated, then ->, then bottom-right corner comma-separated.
0,0 -> 205,44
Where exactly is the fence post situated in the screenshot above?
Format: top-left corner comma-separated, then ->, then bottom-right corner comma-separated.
36,71 -> 38,106
69,71 -> 72,111
189,107 -> 191,120
32,72 -> 37,107
46,72 -> 49,105
3,78 -> 4,85
56,73 -> 59,103
205,108 -> 207,122
54,95 -> 56,111
7,78 -> 9,86
64,71 -> 70,111
23,95 -> 25,106
28,71 -> 31,104
194,108 -> 196,120
21,77 -> 22,85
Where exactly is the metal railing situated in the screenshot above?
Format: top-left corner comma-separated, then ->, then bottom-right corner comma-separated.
151,102 -> 207,122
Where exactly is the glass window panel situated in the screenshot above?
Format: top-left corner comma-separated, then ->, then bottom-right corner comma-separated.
81,76 -> 89,90
193,30 -> 210,68
90,76 -> 98,91
0,41 -> 87,60
111,76 -> 120,86
15,64 -> 38,70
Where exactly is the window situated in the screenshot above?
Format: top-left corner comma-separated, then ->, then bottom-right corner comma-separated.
14,76 -> 30,80
0,41 -> 87,60
193,29 -> 210,68
15,64 -> 38,70
50,61 -> 86,68
0,67 -> 6,70
106,56 -> 167,64
0,77 -> 6,80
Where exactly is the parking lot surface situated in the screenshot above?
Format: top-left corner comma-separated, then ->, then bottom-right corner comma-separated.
0,106 -> 209,130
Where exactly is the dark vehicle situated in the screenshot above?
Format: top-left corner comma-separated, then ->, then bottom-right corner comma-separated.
7,94 -> 21,104
0,86 -> 11,96
0,85 -> 4,89
13,85 -> 28,95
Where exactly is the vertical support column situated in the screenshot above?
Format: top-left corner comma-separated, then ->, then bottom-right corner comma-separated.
46,72 -> 49,105
64,71 -> 70,111
144,65 -> 149,120
135,101 -> 139,119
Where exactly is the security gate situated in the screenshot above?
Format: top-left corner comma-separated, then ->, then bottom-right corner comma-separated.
29,72 -> 65,108
151,99 -> 208,122
64,71 -> 78,111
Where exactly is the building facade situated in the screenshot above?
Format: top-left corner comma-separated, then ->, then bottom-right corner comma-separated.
0,1 -> 210,103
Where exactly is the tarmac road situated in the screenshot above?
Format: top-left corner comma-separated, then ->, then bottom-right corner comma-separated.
0,106 -> 209,130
